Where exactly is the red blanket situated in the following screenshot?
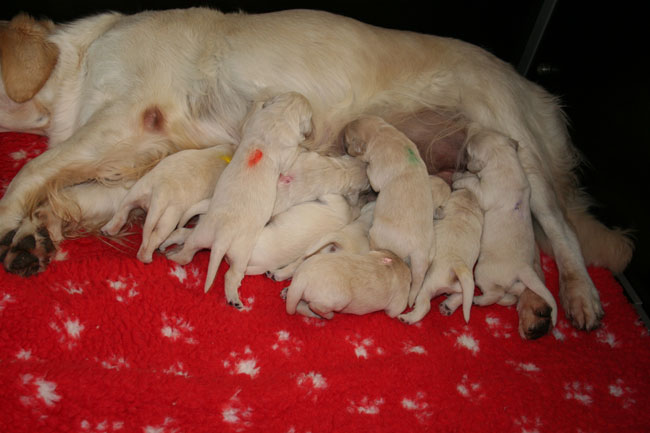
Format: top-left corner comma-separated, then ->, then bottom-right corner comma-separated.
1,132 -> 649,433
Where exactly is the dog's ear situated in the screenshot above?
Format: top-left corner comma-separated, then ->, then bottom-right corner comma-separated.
0,14 -> 59,103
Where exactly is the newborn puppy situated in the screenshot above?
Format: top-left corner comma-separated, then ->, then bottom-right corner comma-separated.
283,249 -> 411,319
343,115 -> 435,301
246,194 -> 353,275
268,200 -> 376,281
166,92 -> 312,308
273,150 -> 369,215
102,145 -> 233,262
452,129 -> 558,326
399,186 -> 483,325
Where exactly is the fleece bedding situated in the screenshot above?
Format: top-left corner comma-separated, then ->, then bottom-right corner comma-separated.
1,132 -> 649,433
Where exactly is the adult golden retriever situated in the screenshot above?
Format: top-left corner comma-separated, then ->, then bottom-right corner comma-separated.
0,8 -> 632,337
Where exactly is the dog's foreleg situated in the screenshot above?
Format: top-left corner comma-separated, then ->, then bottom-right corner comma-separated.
398,290 -> 432,324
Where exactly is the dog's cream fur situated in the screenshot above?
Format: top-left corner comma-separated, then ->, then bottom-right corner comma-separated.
101,144 -> 233,263
399,186 -> 482,325
273,150 -> 369,215
283,249 -> 411,319
269,200 -> 375,281
344,115 -> 434,302
453,129 -> 558,326
0,8 -> 633,331
166,92 -> 312,308
246,194 -> 354,275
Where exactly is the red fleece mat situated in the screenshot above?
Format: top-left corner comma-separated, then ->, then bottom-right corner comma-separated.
1,132 -> 649,433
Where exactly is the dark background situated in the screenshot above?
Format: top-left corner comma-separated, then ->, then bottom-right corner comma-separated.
2,2 -> 648,316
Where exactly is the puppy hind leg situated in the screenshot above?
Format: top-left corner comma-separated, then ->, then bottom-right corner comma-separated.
473,285 -> 507,306
138,206 -> 182,263
407,254 -> 428,308
398,291 -> 432,324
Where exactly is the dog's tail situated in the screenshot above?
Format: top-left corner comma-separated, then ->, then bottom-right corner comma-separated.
204,242 -> 228,293
518,266 -> 558,325
452,260 -> 475,323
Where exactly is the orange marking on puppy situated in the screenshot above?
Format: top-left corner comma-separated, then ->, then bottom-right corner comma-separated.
247,149 -> 263,167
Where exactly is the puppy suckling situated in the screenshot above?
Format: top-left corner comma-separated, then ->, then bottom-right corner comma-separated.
101,144 -> 233,263
452,129 -> 558,328
283,249 -> 411,319
268,200 -> 376,281
273,150 -> 369,215
343,115 -> 435,304
166,92 -> 312,308
246,194 -> 354,275
399,186 -> 483,325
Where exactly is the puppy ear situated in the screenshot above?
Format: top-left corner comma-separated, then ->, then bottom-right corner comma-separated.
0,14 -> 59,103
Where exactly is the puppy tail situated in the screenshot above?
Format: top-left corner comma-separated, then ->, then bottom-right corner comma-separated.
518,267 -> 558,326
452,261 -> 475,323
284,280 -> 305,316
204,243 -> 227,293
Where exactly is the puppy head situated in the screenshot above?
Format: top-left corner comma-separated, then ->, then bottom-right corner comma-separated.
0,14 -> 59,103
342,115 -> 383,157
258,91 -> 313,141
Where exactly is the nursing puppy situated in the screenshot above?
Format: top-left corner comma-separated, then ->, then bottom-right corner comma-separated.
246,194 -> 353,275
268,200 -> 376,281
166,92 -> 312,308
453,129 -> 558,333
273,151 -> 369,215
101,144 -> 233,263
344,115 -> 434,301
399,186 -> 483,325
283,249 -> 411,319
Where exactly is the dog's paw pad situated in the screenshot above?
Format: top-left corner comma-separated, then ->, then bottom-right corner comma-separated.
227,300 -> 243,310
2,226 -> 57,277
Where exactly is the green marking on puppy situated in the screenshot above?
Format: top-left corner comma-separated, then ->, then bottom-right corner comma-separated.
406,147 -> 421,165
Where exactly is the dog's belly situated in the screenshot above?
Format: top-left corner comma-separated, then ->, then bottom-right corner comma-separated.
388,109 -> 468,183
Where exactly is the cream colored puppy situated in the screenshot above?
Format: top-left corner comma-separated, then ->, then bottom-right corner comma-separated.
283,249 -> 411,319
166,92 -> 312,308
246,194 -> 353,275
273,150 -> 369,215
101,144 -> 233,263
268,200 -> 375,281
452,129 -> 558,326
344,115 -> 434,301
399,186 -> 483,325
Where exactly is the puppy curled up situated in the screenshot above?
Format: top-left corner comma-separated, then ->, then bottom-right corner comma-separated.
452,128 -> 558,332
166,92 -> 313,308
282,249 -> 411,319
343,115 -> 435,303
268,199 -> 376,281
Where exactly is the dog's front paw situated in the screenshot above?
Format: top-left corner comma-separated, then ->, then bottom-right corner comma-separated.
1,222 -> 56,277
517,289 -> 552,340
280,287 -> 289,300
559,272 -> 603,331
397,312 -> 417,325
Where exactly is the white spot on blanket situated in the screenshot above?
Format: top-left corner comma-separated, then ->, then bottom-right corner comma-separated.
0,292 -> 16,314
224,346 -> 260,378
169,264 -> 187,283
564,382 -> 593,406
297,372 -> 327,390
514,415 -> 543,433
160,313 -> 197,344
10,149 -> 27,160
20,375 -> 62,408
222,390 -> 253,429
456,374 -> 484,401
506,360 -> 540,374
609,379 -> 636,408
347,396 -> 384,415
143,417 -> 178,433
455,333 -> 479,355
402,392 -> 432,424
50,305 -> 85,349
108,277 -> 139,303
346,335 -> 383,359
16,349 -> 32,360
596,326 -> 619,348
403,342 -> 427,355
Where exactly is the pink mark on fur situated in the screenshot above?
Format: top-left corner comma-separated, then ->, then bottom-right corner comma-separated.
279,174 -> 294,185
247,149 -> 264,167
381,257 -> 393,265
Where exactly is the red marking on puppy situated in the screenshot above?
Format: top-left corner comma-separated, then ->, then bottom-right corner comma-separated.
142,106 -> 165,132
247,149 -> 263,167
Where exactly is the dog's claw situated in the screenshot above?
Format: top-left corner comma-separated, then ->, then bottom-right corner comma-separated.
227,300 -> 243,310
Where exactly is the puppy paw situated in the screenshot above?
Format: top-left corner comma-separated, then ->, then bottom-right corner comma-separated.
559,271 -> 603,331
280,287 -> 289,300
439,302 -> 453,316
517,289 -> 552,340
1,223 -> 56,277
397,312 -> 417,325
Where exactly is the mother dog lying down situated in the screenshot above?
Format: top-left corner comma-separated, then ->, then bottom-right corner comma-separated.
0,8 -> 633,336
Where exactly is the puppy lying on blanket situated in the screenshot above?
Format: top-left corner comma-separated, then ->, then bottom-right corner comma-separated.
453,129 -> 558,333
166,92 -> 312,308
283,249 -> 411,319
399,185 -> 483,325
268,200 -> 376,281
101,145 -> 233,263
343,115 -> 436,304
